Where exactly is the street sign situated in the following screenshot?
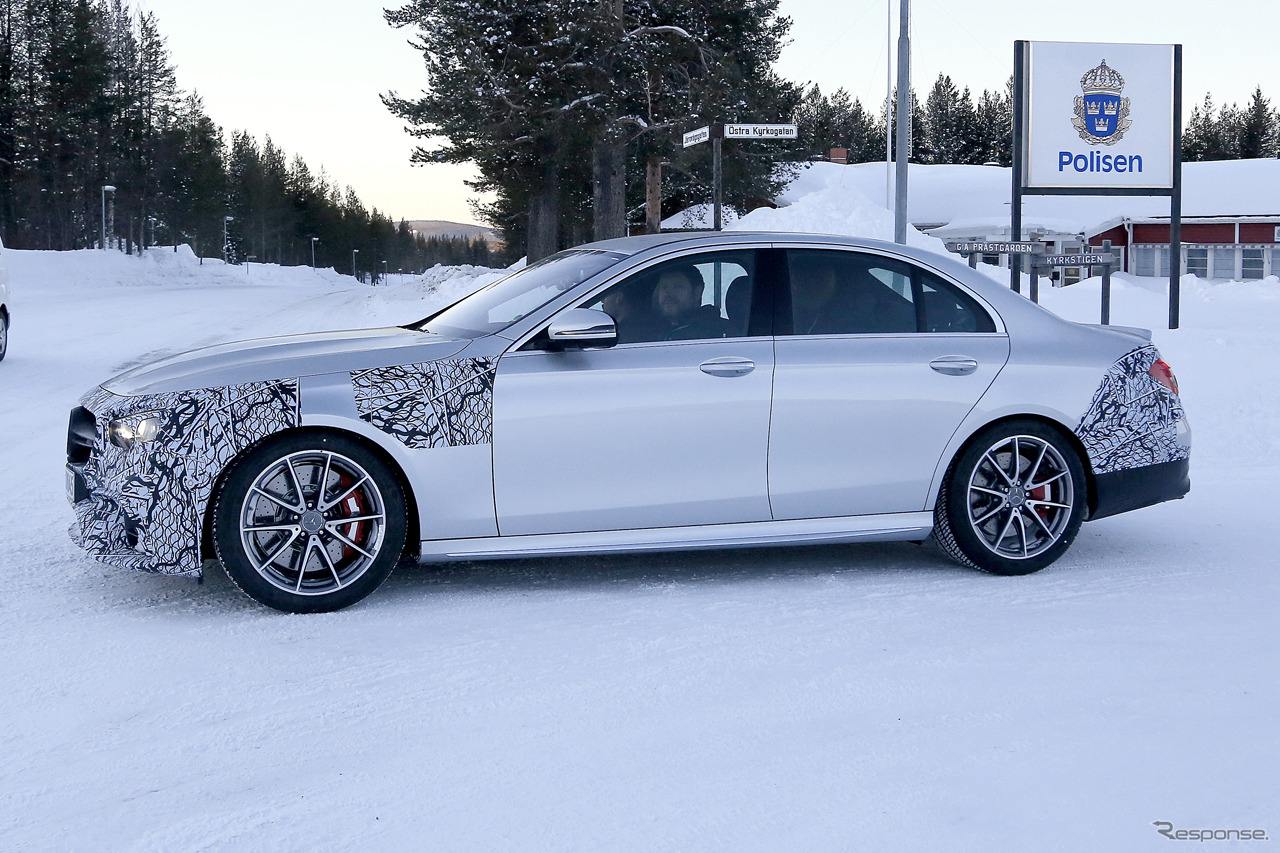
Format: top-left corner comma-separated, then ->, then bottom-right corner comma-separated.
723,123 -> 798,140
945,241 -> 1047,255
682,120 -> 797,230
682,126 -> 711,148
1034,252 -> 1116,267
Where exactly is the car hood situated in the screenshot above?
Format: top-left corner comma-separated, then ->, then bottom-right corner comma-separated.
104,327 -> 471,396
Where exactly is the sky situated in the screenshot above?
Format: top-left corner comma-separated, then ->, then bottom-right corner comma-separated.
137,0 -> 1280,226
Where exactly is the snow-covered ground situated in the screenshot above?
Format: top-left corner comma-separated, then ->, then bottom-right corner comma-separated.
1,245 -> 1276,850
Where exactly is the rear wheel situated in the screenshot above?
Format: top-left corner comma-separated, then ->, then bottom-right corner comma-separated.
0,310 -> 8,361
213,432 -> 407,612
934,420 -> 1086,576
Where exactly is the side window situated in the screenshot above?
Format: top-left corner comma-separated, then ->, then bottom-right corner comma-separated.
579,251 -> 757,344
918,271 -> 997,333
785,250 -> 995,335
786,250 -> 915,335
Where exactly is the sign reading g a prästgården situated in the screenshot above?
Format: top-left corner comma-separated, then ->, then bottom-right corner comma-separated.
1023,41 -> 1175,190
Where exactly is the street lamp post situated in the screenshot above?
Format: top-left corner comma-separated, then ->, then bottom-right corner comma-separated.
223,215 -> 234,264
381,260 -> 388,284
310,236 -> 319,268
352,248 -> 359,279
101,185 -> 116,250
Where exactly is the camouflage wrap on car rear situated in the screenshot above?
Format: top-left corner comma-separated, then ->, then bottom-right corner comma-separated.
69,380 -> 300,575
1075,345 -> 1189,475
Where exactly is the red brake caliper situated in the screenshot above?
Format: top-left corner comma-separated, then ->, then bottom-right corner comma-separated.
1029,482 -> 1050,520
336,473 -> 368,564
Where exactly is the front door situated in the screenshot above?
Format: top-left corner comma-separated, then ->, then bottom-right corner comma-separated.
492,249 -> 774,536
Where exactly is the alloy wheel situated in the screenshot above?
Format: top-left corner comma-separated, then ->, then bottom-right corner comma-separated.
238,450 -> 388,596
965,434 -> 1075,560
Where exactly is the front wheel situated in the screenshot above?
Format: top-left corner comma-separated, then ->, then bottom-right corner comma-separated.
933,420 -> 1086,576
0,311 -> 8,361
213,432 -> 407,612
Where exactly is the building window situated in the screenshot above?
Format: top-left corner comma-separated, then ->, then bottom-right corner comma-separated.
1242,247 -> 1264,280
1133,245 -> 1169,278
1134,246 -> 1154,277
1211,246 -> 1236,280
1185,247 -> 1208,278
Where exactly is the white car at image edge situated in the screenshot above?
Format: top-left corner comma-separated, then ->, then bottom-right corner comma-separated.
0,234 -> 10,362
65,232 -> 1191,612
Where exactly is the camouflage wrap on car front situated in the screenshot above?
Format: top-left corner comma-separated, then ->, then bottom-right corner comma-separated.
350,357 -> 496,449
1075,345 -> 1188,475
69,379 -> 300,575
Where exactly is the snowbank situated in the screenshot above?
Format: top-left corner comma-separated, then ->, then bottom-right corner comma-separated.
666,158 -> 1280,242
729,177 -> 949,253
779,158 -> 1280,234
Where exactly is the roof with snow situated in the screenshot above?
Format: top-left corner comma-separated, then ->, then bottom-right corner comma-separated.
667,159 -> 1280,245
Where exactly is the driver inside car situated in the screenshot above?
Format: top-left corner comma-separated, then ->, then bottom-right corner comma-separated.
653,267 -> 726,341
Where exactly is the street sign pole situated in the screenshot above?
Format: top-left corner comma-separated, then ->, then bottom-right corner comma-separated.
893,0 -> 910,245
1101,239 -> 1113,325
1169,44 -> 1183,330
712,126 -> 723,232
1010,40 -> 1026,294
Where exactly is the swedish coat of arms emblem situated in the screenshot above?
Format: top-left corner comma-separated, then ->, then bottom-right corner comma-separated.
1072,59 -> 1131,145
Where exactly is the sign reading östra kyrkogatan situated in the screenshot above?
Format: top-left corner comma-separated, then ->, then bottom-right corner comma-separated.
1023,42 -> 1175,190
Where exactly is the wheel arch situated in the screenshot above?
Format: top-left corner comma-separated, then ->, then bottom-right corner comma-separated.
931,413 -> 1098,519
201,424 -> 422,563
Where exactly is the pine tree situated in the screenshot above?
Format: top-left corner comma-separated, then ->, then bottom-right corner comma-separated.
384,0 -> 798,259
1238,86 -> 1277,159
923,74 -> 979,164
974,82 -> 1011,166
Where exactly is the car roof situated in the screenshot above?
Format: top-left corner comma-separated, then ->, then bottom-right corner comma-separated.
590,230 -> 908,254
586,231 -> 970,271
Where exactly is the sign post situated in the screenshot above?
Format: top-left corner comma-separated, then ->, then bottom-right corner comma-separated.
1029,242 -> 1119,321
1012,40 -> 1182,327
683,122 -> 797,231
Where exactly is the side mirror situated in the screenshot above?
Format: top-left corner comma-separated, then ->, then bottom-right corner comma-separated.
546,308 -> 617,349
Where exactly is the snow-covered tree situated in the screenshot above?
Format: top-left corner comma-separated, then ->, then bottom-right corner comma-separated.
1238,87 -> 1277,159
384,0 -> 799,260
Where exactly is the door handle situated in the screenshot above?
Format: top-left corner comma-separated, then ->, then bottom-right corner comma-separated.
929,356 -> 979,376
700,357 -> 756,377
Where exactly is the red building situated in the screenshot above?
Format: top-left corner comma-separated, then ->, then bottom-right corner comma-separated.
1089,215 -> 1280,280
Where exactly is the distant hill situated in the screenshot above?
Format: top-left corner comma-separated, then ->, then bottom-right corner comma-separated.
408,220 -> 497,243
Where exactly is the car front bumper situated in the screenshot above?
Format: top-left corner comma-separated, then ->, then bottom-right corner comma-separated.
66,379 -> 301,575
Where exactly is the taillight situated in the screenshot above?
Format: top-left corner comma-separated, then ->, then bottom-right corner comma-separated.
1149,358 -> 1179,396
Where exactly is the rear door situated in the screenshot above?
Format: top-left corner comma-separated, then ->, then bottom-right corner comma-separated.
768,248 -> 1010,519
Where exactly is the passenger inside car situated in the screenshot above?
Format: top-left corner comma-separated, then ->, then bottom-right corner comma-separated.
789,251 -> 916,335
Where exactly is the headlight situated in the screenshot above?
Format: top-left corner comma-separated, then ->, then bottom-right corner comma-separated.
108,415 -> 162,449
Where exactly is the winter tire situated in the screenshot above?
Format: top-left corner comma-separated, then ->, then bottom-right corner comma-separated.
213,431 -> 407,613
0,311 -> 8,362
934,420 -> 1086,576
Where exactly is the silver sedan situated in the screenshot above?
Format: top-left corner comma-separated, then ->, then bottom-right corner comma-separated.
66,233 -> 1191,612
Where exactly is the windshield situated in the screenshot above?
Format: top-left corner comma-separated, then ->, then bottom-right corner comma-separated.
413,249 -> 627,338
